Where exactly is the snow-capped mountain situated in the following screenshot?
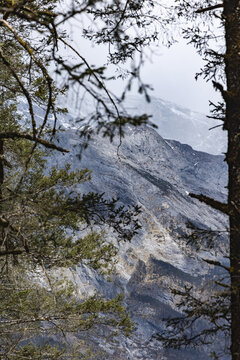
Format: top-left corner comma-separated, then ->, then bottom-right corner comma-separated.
17,94 -> 227,155
123,95 -> 227,155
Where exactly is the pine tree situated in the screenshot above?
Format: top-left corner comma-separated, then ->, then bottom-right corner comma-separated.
0,62 -> 141,359
0,1 -> 155,357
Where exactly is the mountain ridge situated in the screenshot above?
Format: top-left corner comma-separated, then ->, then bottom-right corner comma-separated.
17,95 -> 229,358
50,121 -> 228,359
123,95 -> 227,155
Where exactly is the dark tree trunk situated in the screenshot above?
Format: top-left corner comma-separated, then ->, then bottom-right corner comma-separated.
0,139 -> 3,204
224,1 -> 240,359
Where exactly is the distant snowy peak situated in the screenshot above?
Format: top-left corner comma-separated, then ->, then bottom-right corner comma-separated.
30,92 -> 226,156
18,93 -> 227,185
123,95 -> 227,155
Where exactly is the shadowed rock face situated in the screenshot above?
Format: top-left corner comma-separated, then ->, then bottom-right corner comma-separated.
50,123 -> 228,359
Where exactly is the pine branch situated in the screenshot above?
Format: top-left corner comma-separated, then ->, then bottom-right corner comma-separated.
196,4 -> 223,14
0,18 -> 55,137
0,132 -> 69,153
109,0 -> 130,34
0,48 -> 37,138
189,193 -> 229,214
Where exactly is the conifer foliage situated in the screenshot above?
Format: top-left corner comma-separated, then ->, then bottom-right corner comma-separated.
2,1 -> 240,359
0,1 -> 157,358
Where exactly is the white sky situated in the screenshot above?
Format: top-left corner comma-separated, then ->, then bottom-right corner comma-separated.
64,38 -> 221,116
61,8 -> 221,116
140,40 -> 221,115
102,39 -> 221,115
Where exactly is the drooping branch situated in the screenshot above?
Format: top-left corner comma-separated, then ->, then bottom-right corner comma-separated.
0,18 -> 55,136
189,193 -> 229,214
59,38 -> 121,119
0,18 -> 51,82
0,132 -> 69,153
58,37 -> 123,153
0,48 -> 37,138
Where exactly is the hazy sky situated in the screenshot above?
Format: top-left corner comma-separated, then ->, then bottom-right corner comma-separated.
140,40 -> 221,115
64,12 -> 221,116
101,39 -> 221,115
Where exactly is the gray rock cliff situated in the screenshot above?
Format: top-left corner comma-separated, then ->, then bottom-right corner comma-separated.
52,123 -> 228,359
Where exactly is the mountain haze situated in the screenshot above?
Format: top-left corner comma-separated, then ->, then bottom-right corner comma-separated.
123,95 -> 227,155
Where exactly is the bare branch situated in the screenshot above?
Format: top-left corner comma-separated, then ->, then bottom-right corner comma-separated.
0,132 -> 69,153
59,38 -> 121,118
202,258 -> 230,272
189,193 -> 229,214
196,4 -> 223,14
209,124 -> 223,130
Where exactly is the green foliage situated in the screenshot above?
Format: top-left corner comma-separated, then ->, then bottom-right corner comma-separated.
0,116 -> 139,356
0,1 -> 154,357
0,264 -> 133,359
0,141 -> 139,357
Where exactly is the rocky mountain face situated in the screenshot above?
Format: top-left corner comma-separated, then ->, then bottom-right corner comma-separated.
17,94 -> 227,156
17,96 -> 228,358
53,122 -> 228,359
123,95 -> 227,155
